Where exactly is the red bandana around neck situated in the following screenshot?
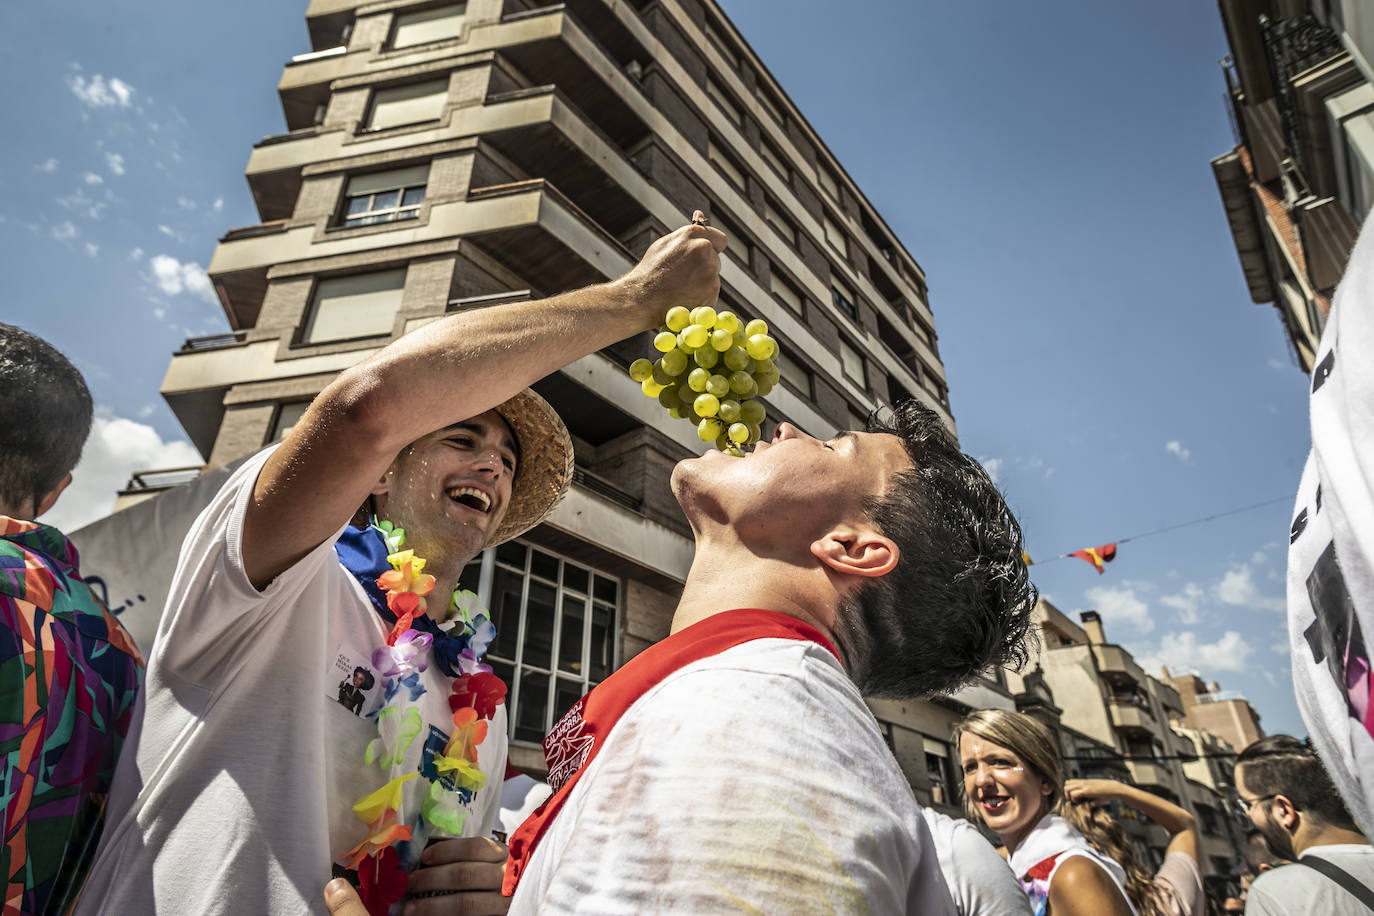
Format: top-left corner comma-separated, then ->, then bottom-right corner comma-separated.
502,608 -> 839,896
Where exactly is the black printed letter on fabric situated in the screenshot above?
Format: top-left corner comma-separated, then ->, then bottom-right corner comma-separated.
1303,542 -> 1373,736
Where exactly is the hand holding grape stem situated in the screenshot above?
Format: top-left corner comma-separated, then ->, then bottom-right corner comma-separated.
615,210 -> 728,332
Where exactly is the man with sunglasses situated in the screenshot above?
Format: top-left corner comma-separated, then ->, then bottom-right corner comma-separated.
1234,735 -> 1374,914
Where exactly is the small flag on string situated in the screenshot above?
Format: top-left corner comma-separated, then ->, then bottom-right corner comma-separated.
1070,543 -> 1117,574
1021,551 -> 1034,566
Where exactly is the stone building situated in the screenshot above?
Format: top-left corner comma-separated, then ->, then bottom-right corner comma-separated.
1163,668 -> 1266,759
1211,0 -> 1374,371
83,0 -> 1014,791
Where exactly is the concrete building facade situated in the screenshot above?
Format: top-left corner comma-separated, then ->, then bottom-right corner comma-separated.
1006,601 -> 1244,872
1212,0 -> 1374,371
120,0 -> 1012,793
1164,668 -> 1266,758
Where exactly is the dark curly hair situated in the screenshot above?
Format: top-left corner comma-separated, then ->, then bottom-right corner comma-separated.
0,324 -> 93,513
1236,734 -> 1358,830
833,400 -> 1035,698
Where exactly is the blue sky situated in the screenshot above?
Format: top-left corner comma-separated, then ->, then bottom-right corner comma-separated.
3,0 -> 1309,735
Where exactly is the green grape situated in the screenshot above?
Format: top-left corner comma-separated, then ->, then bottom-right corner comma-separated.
741,400 -> 765,424
745,318 -> 768,337
728,422 -> 750,443
628,358 -> 654,382
651,364 -> 674,386
724,445 -> 744,457
698,417 -> 723,441
715,432 -> 731,451
653,331 -> 678,352
767,364 -> 780,384
667,405 -> 686,420
753,357 -> 774,376
687,367 -> 710,392
746,334 -> 776,361
747,422 -> 762,443
679,385 -> 698,406
675,332 -> 696,354
718,398 -> 742,422
682,324 -> 710,349
723,346 -> 750,371
709,328 -> 733,351
705,374 -> 730,398
658,386 -> 680,410
642,378 -> 665,397
689,306 -> 717,328
665,306 -> 691,331
715,311 -> 739,334
661,349 -> 688,376
693,346 -> 719,369
753,376 -> 774,396
728,370 -> 756,397
693,393 -> 720,418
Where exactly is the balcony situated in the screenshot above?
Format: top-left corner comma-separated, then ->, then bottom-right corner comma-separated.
1108,698 -> 1155,737
1093,644 -> 1145,687
1127,759 -> 1173,792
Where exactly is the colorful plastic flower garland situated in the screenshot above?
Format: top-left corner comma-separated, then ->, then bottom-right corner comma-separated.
347,520 -> 506,915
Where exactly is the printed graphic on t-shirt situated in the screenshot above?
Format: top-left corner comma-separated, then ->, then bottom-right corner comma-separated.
331,644 -> 382,718
1303,542 -> 1373,737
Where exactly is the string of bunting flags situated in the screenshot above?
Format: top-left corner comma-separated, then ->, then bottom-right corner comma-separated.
1020,496 -> 1291,575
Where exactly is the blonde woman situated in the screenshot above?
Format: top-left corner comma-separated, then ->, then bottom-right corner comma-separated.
954,709 -> 1141,916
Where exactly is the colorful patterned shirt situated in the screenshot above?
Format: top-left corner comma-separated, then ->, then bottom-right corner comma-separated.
0,517 -> 144,914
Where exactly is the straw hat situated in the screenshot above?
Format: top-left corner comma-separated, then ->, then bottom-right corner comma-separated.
488,388 -> 574,546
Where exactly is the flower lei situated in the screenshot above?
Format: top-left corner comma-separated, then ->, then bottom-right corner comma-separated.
346,519 -> 506,916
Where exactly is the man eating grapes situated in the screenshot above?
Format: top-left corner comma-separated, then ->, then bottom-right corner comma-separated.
504,401 -> 1037,912
75,215 -> 727,916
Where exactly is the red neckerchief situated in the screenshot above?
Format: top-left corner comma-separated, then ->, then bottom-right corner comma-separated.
502,609 -> 838,896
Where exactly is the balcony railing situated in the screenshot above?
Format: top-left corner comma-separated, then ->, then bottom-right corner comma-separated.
1260,13 -> 1346,182
179,330 -> 247,352
121,466 -> 205,493
572,465 -> 641,513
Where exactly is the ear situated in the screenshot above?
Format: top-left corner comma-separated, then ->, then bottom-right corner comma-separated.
1272,795 -> 1300,831
34,473 -> 73,519
810,527 -> 899,579
1040,778 -> 1054,797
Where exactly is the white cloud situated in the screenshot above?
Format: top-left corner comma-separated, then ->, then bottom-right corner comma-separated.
1160,582 -> 1205,625
1267,358 -> 1287,370
34,158 -> 59,173
84,242 -> 99,258
67,73 -> 134,108
1216,564 -> 1285,612
156,224 -> 183,242
137,404 -> 156,419
83,172 -> 104,185
104,152 -> 126,176
129,247 -> 144,261
979,457 -> 1003,484
148,254 -> 215,303
1084,582 -> 1155,634
212,197 -> 224,212
1141,630 -> 1254,674
1165,440 -> 1191,461
38,413 -> 201,533
51,221 -> 78,242
177,196 -> 196,211
1271,639 -> 1290,656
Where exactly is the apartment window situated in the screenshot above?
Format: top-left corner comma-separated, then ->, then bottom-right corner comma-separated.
925,748 -> 954,807
366,78 -> 448,130
270,401 -> 310,442
710,209 -> 749,265
764,198 -> 795,244
706,76 -> 741,126
823,211 -> 849,258
780,356 -> 813,399
831,276 -> 857,320
702,17 -> 738,67
474,541 -> 619,745
302,268 -> 406,344
756,87 -> 785,126
708,137 -> 747,191
341,164 -> 429,227
817,164 -> 839,200
759,138 -> 789,180
769,270 -> 803,314
391,3 -> 466,49
839,337 -> 864,383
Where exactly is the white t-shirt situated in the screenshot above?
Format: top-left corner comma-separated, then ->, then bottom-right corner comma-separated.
920,809 -> 1032,916
76,448 -> 506,915
1244,845 -> 1374,915
1288,211 -> 1374,836
508,638 -> 956,915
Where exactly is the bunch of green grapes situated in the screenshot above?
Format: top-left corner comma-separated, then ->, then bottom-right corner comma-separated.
627,306 -> 780,456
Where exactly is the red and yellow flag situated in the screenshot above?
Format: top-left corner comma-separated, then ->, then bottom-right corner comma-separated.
1070,543 -> 1117,574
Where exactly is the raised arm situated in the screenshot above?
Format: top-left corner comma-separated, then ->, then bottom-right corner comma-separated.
242,218 -> 727,588
1065,777 -> 1199,862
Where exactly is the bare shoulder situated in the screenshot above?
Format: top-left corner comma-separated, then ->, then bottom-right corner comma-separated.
1048,856 -> 1132,916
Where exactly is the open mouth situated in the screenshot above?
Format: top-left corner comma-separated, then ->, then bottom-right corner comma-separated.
979,795 -> 1010,814
446,486 -> 492,514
